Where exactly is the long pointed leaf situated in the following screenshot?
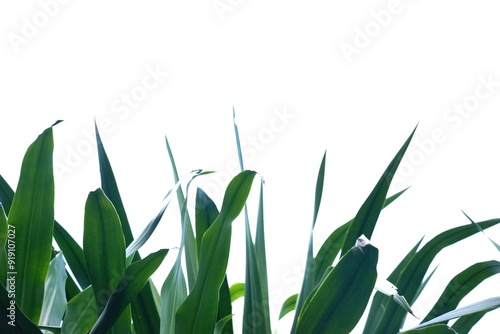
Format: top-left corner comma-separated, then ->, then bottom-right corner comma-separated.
95,123 -> 161,334
291,151 -> 326,332
165,135 -> 198,290
7,126 -> 55,323
341,126 -> 416,257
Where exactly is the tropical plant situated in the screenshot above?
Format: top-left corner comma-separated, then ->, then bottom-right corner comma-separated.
0,118 -> 498,334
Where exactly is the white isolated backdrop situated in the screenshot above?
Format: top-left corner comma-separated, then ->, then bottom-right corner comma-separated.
1,0 -> 500,333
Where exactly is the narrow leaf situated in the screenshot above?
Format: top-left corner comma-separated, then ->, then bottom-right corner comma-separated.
292,152 -> 327,332
53,221 -> 89,290
230,283 -> 245,302
165,135 -> 198,290
341,126 -> 416,257
400,324 -> 458,333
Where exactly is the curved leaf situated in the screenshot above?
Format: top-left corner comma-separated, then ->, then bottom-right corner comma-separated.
422,260 -> 500,323
279,294 -> 298,320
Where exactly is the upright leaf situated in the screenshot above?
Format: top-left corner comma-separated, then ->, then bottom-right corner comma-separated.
291,151 -> 327,332
7,126 -> 55,323
60,287 -> 98,334
233,110 -> 271,334
341,126 -> 416,257
194,188 -> 233,334
95,123 -> 161,334
165,135 -> 198,290
83,189 -> 130,334
175,170 -> 256,334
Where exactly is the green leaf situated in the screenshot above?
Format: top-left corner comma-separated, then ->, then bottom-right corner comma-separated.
291,151 -> 327,332
39,253 -> 67,329
194,188 -> 219,262
341,125 -> 416,257
175,170 -> 257,334
7,126 -> 55,323
279,294 -> 298,320
422,260 -> 500,323
160,253 -> 187,334
61,287 -> 98,334
230,283 -> 245,302
83,189 -> 130,334
233,110 -> 271,334
95,122 -> 161,334
363,219 -> 500,334
314,186 -> 409,287
165,135 -> 198,291
294,237 -> 378,334
400,324 -> 458,333
242,181 -> 271,334
0,282 -> 43,333
90,249 -> 168,334
53,221 -> 89,290
194,188 -> 233,333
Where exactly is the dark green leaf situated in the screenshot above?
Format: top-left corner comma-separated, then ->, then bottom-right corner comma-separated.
295,239 -> 378,334
341,126 -> 416,257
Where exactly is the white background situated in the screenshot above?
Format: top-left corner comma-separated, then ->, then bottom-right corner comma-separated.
1,0 -> 500,333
